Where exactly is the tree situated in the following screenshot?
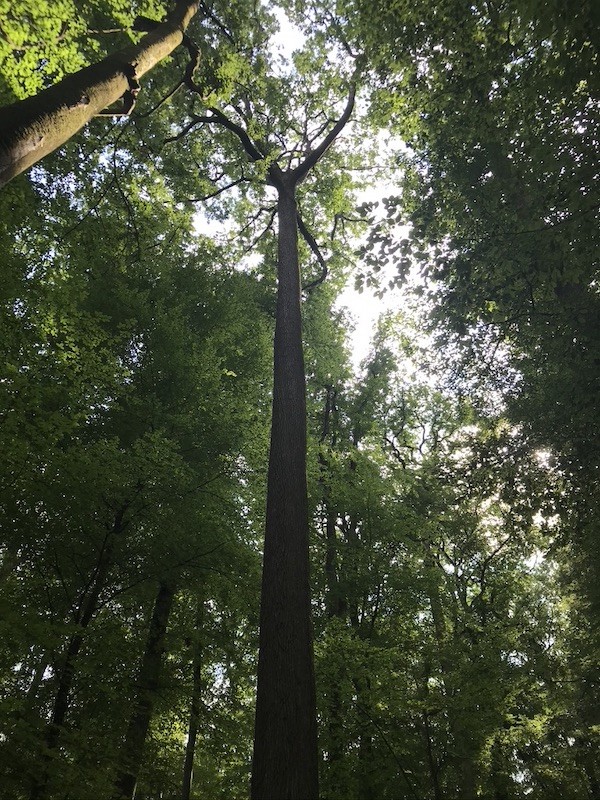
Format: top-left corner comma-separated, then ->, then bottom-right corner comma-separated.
2,1 -> 598,797
181,78 -> 357,800
1,4 -> 364,796
0,135 -> 272,796
300,308 -> 589,800
0,0 -> 199,186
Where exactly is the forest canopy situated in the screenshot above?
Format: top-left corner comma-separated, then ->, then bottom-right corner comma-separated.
0,1 -> 598,799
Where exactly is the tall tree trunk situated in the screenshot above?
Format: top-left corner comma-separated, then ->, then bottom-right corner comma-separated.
318,388 -> 348,796
29,508 -> 127,800
426,561 -> 478,800
251,176 -> 319,800
319,387 -> 346,620
113,580 -> 177,800
0,0 -> 199,187
181,600 -> 204,800
418,663 -> 443,800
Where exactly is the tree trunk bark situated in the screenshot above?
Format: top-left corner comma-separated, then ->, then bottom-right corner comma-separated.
181,600 -> 204,800
0,0 -> 199,187
251,176 -> 319,800
113,580 -> 177,800
418,663 -> 443,800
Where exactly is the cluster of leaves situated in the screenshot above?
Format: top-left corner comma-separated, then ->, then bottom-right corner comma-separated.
0,90 -> 273,794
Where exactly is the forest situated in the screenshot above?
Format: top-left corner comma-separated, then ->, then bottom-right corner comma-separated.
0,1 -> 598,798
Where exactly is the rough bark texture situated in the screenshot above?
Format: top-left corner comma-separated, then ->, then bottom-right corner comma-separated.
0,0 -> 199,187
113,580 -> 176,800
251,176 -> 319,800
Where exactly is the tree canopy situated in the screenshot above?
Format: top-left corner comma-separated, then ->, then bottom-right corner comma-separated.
0,1 -> 598,799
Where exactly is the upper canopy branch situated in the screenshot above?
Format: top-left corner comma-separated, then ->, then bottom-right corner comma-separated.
207,106 -> 265,162
181,61 -> 266,163
291,83 -> 356,186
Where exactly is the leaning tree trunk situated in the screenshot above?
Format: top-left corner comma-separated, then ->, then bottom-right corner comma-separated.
0,0 -> 199,187
113,580 -> 177,800
250,175 -> 319,800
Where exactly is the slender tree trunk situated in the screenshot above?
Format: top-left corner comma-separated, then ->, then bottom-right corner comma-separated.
181,600 -> 204,800
422,708 -> 443,800
319,387 -> 346,620
318,388 -> 348,797
426,563 -> 478,800
113,580 -> 177,800
0,0 -> 199,187
29,509 -> 126,800
251,176 -> 319,800
355,675 -> 377,800
417,662 -> 443,800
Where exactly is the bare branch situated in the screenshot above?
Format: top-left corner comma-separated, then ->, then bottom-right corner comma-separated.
56,177 -> 116,245
299,212 -> 329,291
184,176 -> 246,202
163,114 -> 213,144
134,79 -> 184,118
207,106 -> 265,161
240,206 -> 277,252
198,0 -> 235,43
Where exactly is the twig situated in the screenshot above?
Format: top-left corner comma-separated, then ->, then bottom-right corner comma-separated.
184,176 -> 246,202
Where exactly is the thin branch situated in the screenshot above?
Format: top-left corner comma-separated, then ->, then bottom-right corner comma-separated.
207,106 -> 265,161
241,207 -> 277,252
298,213 -> 328,291
177,83 -> 266,162
112,141 -> 141,262
163,114 -> 213,144
198,0 -> 235,43
237,204 -> 276,240
384,434 -> 407,468
56,177 -> 116,245
96,543 -> 227,608
135,79 -> 184,119
184,176 -> 246,202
